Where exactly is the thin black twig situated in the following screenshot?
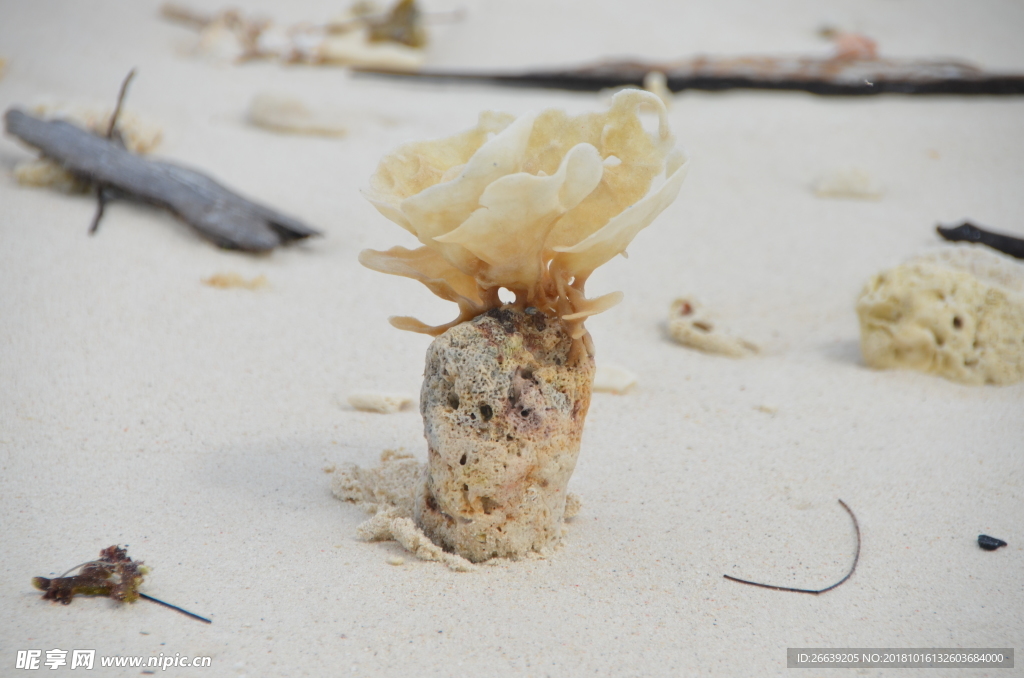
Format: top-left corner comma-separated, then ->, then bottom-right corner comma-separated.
139,593 -> 212,624
87,192 -> 108,235
35,547 -> 212,624
937,222 -> 1024,259
90,69 -> 135,236
105,69 -> 135,139
723,499 -> 860,595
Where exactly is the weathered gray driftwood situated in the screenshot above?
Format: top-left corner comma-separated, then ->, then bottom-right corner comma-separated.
355,55 -> 1024,96
5,108 -> 320,251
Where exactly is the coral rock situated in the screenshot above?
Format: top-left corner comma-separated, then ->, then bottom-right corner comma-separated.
416,306 -> 594,562
856,246 -> 1024,385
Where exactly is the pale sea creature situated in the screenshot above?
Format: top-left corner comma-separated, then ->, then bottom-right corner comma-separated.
360,89 -> 689,349
352,90 -> 688,563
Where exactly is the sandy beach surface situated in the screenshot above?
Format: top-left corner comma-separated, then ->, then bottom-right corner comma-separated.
2,1 -> 1022,675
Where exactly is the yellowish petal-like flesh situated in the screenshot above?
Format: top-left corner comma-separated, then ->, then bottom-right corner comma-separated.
553,147 -> 688,280
359,246 -> 482,305
436,142 -> 604,289
561,290 -> 625,322
362,90 -> 686,340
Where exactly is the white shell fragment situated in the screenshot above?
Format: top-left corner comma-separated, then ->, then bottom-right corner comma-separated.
593,363 -> 638,394
812,167 -> 882,200
857,245 -> 1024,385
246,94 -> 349,137
347,392 -> 414,413
668,297 -> 759,358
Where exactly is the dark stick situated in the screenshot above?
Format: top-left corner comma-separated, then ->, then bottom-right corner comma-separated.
723,499 -> 861,595
139,592 -> 212,624
936,222 -> 1024,259
354,56 -> 1024,96
4,108 -> 320,252
105,69 -> 136,139
90,70 -> 136,236
88,191 -> 108,235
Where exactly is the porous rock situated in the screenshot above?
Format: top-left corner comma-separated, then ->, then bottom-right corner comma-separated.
416,306 -> 594,562
856,246 -> 1024,385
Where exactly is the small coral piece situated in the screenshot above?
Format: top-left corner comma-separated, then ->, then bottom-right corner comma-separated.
201,272 -> 268,289
668,297 -> 758,358
33,545 -> 147,605
856,246 -> 1024,385
812,167 -> 882,200
347,392 -> 413,413
361,89 -> 688,347
593,363 -> 638,394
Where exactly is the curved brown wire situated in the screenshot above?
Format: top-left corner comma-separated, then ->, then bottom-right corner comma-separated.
723,499 -> 860,595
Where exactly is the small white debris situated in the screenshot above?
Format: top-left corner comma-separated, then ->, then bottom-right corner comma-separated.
812,167 -> 882,200
246,93 -> 348,137
347,392 -> 413,414
593,363 -> 638,394
386,556 -> 405,566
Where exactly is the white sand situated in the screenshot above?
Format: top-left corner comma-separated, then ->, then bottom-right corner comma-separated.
2,1 -> 1022,675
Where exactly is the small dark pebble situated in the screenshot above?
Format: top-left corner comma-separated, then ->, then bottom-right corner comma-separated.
978,534 -> 1007,551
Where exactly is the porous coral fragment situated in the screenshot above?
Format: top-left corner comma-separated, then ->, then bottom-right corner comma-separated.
856,246 -> 1024,385
416,307 -> 594,562
361,90 -> 687,339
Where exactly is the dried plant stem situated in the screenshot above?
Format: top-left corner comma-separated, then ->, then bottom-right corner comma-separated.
138,593 -> 212,624
723,499 -> 861,595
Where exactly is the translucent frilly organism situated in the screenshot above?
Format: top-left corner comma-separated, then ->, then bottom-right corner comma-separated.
360,89 -> 688,349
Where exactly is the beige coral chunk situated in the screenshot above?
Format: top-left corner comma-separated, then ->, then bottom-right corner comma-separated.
417,308 -> 593,562
347,392 -> 414,413
813,167 -> 882,200
668,297 -> 759,358
856,246 -> 1024,385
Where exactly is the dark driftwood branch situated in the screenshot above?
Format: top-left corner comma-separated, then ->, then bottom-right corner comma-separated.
5,108 -> 320,252
937,222 -> 1024,259
90,69 -> 137,236
723,499 -> 861,595
355,56 -> 1024,96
